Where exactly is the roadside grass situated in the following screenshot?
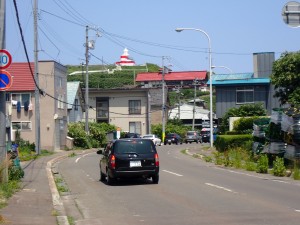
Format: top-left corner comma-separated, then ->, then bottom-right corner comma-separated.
54,176 -> 69,194
181,145 -> 300,180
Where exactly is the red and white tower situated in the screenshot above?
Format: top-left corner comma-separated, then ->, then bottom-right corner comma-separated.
115,48 -> 135,66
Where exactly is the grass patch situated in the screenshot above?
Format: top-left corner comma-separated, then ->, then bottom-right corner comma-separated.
180,149 -> 189,155
68,216 -> 75,225
68,152 -> 77,157
0,180 -> 21,209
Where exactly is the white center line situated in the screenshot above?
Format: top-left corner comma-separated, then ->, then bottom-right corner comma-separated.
163,170 -> 183,177
205,182 -> 238,194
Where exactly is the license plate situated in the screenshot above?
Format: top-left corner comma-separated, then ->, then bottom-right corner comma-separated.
168,140 -> 171,142
130,161 -> 141,167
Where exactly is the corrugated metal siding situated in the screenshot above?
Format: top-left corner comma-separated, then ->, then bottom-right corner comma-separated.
6,62 -> 35,91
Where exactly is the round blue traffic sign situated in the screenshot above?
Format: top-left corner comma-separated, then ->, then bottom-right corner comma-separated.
0,49 -> 12,69
0,70 -> 13,91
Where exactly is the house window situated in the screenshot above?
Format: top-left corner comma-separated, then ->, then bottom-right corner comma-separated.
74,99 -> 78,111
129,122 -> 141,134
236,87 -> 254,104
11,93 -> 30,107
12,121 -> 32,131
59,77 -> 63,87
129,100 -> 141,114
57,95 -> 65,109
96,100 -> 109,118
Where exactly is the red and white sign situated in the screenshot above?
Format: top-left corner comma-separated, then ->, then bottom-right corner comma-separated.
0,49 -> 12,69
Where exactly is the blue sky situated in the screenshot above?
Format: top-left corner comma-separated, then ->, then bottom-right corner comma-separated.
5,0 -> 300,73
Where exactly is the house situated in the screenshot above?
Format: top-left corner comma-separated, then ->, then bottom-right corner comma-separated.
169,103 -> 211,129
86,87 -> 167,136
210,52 -> 280,120
67,81 -> 85,123
6,61 -> 68,151
136,71 -> 207,89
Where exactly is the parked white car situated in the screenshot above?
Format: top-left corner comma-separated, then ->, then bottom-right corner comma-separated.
142,134 -> 162,146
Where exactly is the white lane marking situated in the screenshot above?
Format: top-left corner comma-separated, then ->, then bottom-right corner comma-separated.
75,157 -> 81,163
75,152 -> 95,163
205,182 -> 238,194
163,170 -> 183,177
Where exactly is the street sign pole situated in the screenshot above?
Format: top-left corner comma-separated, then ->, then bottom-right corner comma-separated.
0,0 -> 7,183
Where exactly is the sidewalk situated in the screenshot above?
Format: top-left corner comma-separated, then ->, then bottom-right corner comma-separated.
0,151 -> 69,225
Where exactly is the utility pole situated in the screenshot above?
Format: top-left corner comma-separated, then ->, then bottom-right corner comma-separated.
161,57 -> 166,143
85,26 -> 89,134
192,78 -> 198,130
0,0 -> 7,183
161,57 -> 171,143
34,0 -> 40,154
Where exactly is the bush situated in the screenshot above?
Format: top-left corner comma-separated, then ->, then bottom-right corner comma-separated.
214,134 -> 253,152
68,122 -> 117,149
233,117 -> 259,134
256,154 -> 269,173
273,157 -> 286,177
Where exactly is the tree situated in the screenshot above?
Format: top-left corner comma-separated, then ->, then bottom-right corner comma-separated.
271,51 -> 300,107
219,103 -> 267,133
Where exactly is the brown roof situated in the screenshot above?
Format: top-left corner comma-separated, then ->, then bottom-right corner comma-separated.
6,62 -> 35,91
136,71 -> 207,82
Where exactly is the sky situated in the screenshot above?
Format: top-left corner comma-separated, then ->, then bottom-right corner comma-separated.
5,0 -> 300,74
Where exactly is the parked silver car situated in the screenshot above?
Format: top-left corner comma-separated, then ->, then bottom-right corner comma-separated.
185,131 -> 202,144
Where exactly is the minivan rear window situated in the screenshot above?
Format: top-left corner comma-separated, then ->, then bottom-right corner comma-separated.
187,132 -> 196,135
114,140 -> 155,154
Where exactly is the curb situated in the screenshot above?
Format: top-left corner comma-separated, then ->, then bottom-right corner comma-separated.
46,149 -> 98,225
46,154 -> 70,225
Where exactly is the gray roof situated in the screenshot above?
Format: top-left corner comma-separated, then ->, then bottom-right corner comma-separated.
67,81 -> 81,109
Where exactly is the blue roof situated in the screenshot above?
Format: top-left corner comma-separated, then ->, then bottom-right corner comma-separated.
207,73 -> 270,86
67,81 -> 81,109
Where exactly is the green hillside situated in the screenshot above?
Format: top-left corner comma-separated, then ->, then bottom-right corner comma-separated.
67,63 -> 160,89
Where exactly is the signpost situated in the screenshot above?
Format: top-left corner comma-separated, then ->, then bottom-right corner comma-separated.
0,49 -> 12,69
0,70 -> 12,91
0,49 -> 12,91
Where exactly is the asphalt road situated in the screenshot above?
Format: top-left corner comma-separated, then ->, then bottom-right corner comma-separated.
56,143 -> 300,225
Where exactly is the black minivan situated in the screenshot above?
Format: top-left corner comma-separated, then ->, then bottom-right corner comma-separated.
97,138 -> 159,185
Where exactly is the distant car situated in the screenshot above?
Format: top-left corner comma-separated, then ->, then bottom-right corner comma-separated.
200,128 -> 211,143
185,131 -> 202,144
164,133 -> 183,145
122,132 -> 141,138
97,138 -> 159,185
142,134 -> 162,146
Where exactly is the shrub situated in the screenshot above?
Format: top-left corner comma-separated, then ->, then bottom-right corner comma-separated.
293,162 -> 300,180
214,134 -> 253,152
256,154 -> 269,173
213,151 -> 224,165
273,157 -> 286,176
233,117 -> 259,134
245,161 -> 257,171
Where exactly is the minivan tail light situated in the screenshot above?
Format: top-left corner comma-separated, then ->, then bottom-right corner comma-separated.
109,155 -> 116,169
155,153 -> 159,167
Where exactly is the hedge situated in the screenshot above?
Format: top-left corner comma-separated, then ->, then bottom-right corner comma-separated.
214,134 -> 253,152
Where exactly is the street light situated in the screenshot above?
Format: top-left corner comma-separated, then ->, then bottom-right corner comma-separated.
211,65 -> 233,74
175,27 -> 213,147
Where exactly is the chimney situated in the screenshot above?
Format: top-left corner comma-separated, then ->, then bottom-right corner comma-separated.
253,52 -> 275,78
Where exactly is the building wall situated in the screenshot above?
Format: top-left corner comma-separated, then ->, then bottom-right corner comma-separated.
215,85 -> 269,118
88,89 -> 149,136
38,61 -> 67,150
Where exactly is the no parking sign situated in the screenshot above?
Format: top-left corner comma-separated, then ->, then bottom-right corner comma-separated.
0,49 -> 13,91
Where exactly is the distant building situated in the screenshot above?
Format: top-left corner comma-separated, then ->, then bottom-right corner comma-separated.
115,48 -> 135,66
136,71 -> 207,89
